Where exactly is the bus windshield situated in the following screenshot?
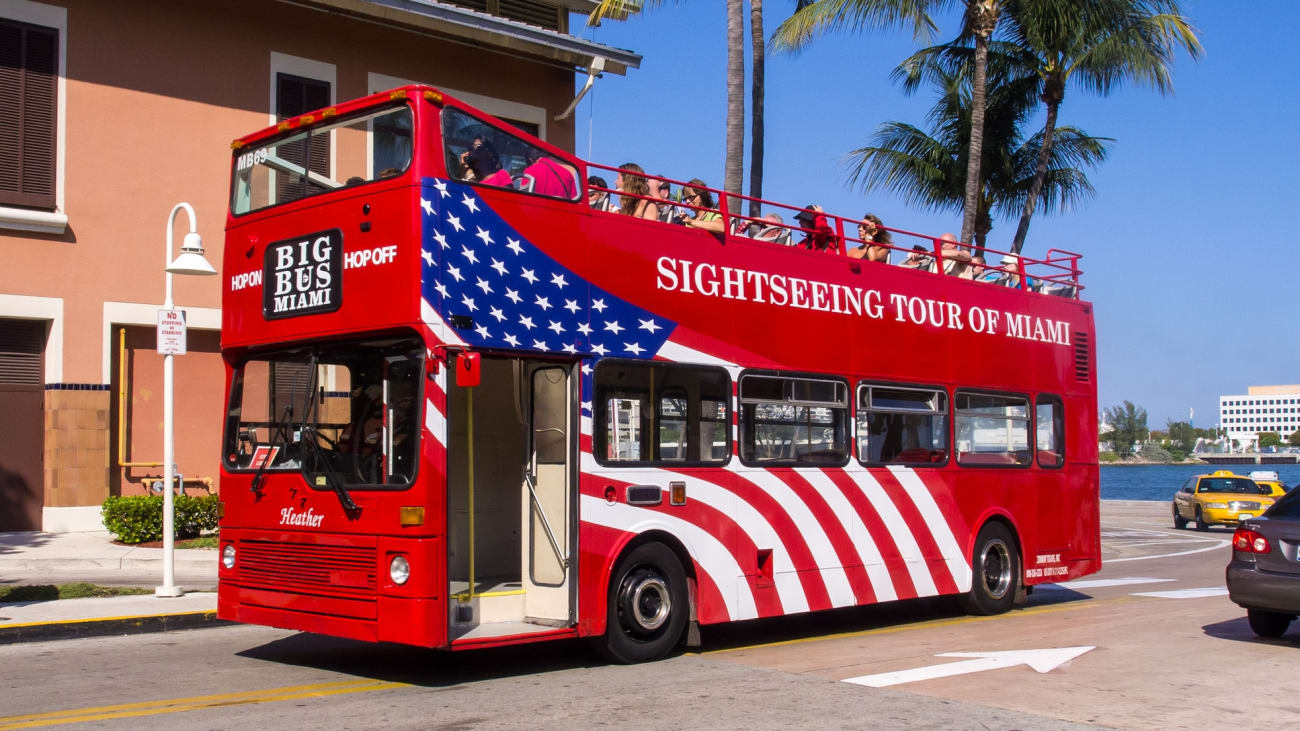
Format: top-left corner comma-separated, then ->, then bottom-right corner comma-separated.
230,103 -> 413,215
224,335 -> 423,488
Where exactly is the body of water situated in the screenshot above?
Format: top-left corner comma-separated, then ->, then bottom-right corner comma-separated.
1100,464 -> 1300,502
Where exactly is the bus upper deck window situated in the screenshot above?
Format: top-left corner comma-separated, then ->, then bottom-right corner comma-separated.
441,106 -> 580,201
230,104 -> 413,215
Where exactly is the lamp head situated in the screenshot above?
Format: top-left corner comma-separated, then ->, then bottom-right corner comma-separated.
167,232 -> 217,276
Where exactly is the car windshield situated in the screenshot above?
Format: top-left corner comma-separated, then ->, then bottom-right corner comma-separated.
1198,477 -> 1266,495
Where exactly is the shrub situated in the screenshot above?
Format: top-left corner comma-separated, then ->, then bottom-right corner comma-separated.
102,495 -> 220,544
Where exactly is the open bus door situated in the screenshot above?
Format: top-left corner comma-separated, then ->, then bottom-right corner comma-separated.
447,355 -> 575,642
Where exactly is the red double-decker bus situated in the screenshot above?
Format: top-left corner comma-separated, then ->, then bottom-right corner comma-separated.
217,85 -> 1099,662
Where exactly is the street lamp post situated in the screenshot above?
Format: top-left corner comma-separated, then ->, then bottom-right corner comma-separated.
157,202 -> 217,598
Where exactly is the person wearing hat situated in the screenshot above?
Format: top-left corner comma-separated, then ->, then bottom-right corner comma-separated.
794,204 -> 836,252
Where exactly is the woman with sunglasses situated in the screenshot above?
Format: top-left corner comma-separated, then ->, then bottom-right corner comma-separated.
677,179 -> 726,233
847,213 -> 892,263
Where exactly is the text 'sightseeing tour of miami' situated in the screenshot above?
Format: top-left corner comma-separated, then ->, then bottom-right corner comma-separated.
655,256 -> 1074,347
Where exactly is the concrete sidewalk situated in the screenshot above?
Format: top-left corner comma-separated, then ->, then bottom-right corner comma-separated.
0,531 -> 223,644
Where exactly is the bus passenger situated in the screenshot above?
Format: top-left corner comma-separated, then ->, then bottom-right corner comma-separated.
677,179 -> 725,232
938,233 -> 971,276
459,135 -> 502,182
650,176 -> 676,223
616,163 -> 659,220
900,245 -> 932,270
848,213 -> 892,263
963,255 -> 986,280
793,205 -> 837,252
753,214 -> 793,245
587,176 -> 614,212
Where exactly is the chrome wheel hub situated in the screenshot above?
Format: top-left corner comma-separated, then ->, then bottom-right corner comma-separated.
981,538 -> 1012,600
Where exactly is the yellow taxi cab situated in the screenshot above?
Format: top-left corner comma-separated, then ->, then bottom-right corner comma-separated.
1248,470 -> 1290,498
1173,470 -> 1275,530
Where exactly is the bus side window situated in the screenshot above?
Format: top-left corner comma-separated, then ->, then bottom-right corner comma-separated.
1035,395 -> 1065,467
857,384 -> 948,466
594,361 -> 731,465
955,392 -> 1031,466
739,373 -> 849,466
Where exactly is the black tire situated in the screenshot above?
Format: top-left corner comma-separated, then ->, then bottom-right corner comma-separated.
1247,609 -> 1293,639
1194,507 -> 1210,531
959,522 -> 1020,616
1173,504 -> 1188,529
595,542 -> 689,664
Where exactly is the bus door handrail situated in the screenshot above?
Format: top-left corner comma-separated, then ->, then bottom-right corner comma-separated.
524,466 -> 569,571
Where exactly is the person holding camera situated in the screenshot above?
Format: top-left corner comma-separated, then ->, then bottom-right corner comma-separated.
677,179 -> 726,233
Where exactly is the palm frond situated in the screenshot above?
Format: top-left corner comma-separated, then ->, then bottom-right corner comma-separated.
770,0 -> 945,53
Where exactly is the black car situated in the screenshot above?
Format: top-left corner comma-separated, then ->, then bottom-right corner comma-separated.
1227,488 -> 1300,638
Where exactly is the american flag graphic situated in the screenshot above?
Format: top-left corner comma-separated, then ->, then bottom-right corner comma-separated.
420,177 -> 676,363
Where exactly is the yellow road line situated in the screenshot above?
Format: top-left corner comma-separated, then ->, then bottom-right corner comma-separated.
0,679 -> 409,729
696,596 -> 1136,655
0,611 -> 213,631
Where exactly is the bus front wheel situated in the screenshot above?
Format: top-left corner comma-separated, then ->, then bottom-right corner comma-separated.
959,522 -> 1020,616
595,542 -> 688,664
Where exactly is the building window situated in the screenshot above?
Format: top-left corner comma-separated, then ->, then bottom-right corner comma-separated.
274,72 -> 332,205
0,19 -> 58,209
739,373 -> 849,466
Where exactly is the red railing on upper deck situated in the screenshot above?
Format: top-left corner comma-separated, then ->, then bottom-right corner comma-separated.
584,163 -> 1084,298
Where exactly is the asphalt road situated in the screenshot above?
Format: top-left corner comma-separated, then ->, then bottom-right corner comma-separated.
1,501 -> 1296,730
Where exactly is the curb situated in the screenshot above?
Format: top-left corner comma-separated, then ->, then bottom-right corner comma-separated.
0,611 -> 230,645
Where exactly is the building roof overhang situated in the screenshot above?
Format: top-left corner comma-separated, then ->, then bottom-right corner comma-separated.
287,0 -> 641,75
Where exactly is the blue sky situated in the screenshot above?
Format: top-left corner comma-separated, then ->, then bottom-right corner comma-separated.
569,0 -> 1299,429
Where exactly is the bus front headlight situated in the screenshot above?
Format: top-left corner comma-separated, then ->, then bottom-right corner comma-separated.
222,544 -> 236,569
389,555 -> 410,585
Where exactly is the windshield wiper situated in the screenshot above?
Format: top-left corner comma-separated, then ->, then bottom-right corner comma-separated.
298,353 -> 360,517
250,404 -> 293,495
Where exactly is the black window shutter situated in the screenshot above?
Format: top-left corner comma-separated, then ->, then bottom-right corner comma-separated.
275,73 -> 330,203
0,20 -> 58,210
0,319 -> 45,386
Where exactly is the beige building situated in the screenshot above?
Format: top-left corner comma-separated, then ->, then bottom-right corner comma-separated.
0,0 -> 638,531
1219,385 -> 1300,447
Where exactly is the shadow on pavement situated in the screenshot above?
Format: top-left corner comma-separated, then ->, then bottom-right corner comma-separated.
1202,616 -> 1300,647
237,633 -> 604,687
0,531 -> 54,557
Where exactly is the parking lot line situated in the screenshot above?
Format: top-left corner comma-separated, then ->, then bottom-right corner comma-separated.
1130,587 -> 1228,599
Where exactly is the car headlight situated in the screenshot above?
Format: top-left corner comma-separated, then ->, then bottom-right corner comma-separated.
222,544 -> 236,569
389,555 -> 411,585
1205,502 -> 1228,509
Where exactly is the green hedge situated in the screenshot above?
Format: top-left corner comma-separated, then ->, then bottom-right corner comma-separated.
101,495 -> 220,544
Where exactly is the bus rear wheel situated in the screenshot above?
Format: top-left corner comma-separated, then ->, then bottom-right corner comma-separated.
959,522 -> 1020,616
596,542 -> 688,664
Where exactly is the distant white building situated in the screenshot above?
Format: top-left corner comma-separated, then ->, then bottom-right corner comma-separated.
1219,385 -> 1300,448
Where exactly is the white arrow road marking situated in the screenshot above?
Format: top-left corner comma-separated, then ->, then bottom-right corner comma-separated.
1038,577 -> 1175,591
1107,539 -> 1230,563
842,646 -> 1095,688
1131,586 -> 1228,599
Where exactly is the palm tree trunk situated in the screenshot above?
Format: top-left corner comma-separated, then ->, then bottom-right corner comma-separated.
961,1 -> 998,247
1011,96 -> 1060,254
747,0 -> 765,219
724,0 -> 745,216
961,44 -> 987,243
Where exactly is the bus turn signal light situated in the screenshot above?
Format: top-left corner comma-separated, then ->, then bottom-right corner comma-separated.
670,481 -> 686,506
400,507 -> 425,526
1232,527 -> 1271,554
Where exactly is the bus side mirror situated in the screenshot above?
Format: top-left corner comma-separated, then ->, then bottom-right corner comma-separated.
457,352 -> 481,387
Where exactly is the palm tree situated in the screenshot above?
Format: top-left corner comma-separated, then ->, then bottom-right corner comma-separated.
773,0 -> 1000,247
845,54 -> 1110,250
589,1 -> 748,207
748,0 -> 766,218
1001,0 -> 1201,253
